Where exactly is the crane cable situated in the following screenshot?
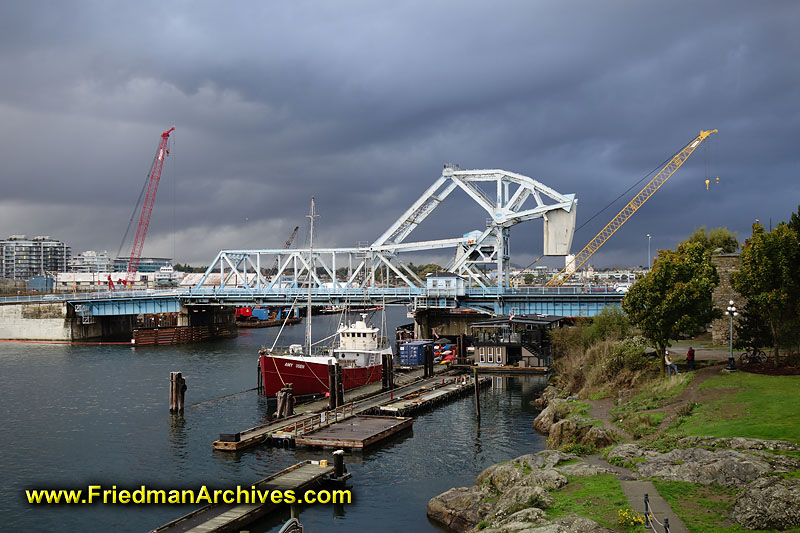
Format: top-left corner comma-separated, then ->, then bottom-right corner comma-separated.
116,151 -> 159,260
510,137 -> 693,282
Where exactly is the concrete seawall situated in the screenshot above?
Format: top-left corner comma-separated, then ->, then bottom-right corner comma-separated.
0,302 -> 83,340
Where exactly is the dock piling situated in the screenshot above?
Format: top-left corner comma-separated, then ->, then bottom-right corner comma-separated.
169,372 -> 186,414
335,365 -> 344,407
333,449 -> 345,480
328,364 -> 337,409
473,367 -> 480,421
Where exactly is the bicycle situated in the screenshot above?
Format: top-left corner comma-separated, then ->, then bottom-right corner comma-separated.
739,348 -> 767,365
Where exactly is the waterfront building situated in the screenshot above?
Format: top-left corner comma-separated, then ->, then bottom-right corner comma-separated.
470,314 -> 564,368
69,250 -> 113,273
112,256 -> 173,272
0,235 -> 71,280
55,271 -> 160,291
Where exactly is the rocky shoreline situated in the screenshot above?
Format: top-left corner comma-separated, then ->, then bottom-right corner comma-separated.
426,385 -> 800,532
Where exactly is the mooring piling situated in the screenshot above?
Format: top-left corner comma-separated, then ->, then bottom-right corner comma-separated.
169,372 -> 186,414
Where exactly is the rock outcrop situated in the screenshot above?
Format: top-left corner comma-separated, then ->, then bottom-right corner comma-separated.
427,450 -> 589,532
547,418 -> 618,450
730,476 -> 800,530
532,398 -> 566,433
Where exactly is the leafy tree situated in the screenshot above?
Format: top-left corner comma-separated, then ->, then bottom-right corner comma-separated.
684,226 -> 739,253
788,204 -> 800,236
623,241 -> 720,375
524,273 -> 535,285
731,222 -> 800,360
584,305 -> 631,346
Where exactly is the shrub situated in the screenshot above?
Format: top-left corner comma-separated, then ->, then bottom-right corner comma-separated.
602,336 -> 649,377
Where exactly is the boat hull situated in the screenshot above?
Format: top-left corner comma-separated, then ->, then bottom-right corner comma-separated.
259,355 -> 382,397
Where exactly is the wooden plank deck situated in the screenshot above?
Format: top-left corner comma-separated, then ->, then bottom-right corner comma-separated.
213,369 -> 453,452
294,415 -> 413,449
450,364 -> 549,374
150,461 -> 334,533
378,376 -> 491,416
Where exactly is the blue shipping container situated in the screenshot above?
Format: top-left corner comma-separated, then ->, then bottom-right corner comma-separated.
398,341 -> 433,366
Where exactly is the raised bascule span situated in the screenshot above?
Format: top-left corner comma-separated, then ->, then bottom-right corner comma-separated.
191,166 -> 577,297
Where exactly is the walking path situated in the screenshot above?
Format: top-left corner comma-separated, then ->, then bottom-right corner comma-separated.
584,454 -> 689,533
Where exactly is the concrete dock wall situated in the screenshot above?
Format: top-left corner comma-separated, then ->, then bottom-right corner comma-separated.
0,302 -> 74,340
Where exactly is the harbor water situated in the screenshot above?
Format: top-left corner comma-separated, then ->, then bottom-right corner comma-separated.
0,307 -> 548,532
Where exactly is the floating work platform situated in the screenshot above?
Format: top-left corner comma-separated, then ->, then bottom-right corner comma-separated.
213,369 -> 453,452
450,364 -> 550,374
213,403 -> 355,452
295,415 -> 412,449
150,460 -> 337,533
377,376 -> 491,416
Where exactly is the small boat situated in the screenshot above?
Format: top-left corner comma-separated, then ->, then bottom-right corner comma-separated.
258,314 -> 389,397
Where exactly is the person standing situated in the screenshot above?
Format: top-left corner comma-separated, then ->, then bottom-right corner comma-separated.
665,351 -> 679,376
686,346 -> 696,371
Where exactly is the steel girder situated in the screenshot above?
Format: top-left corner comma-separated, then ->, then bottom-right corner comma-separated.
192,168 -> 575,294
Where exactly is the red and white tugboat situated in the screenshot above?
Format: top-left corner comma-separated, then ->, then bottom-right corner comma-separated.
258,314 -> 389,397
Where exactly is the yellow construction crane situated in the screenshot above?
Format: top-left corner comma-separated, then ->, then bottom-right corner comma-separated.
547,129 -> 717,286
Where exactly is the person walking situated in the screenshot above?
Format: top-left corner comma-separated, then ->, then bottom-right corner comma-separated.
686,346 -> 696,371
665,351 -> 679,376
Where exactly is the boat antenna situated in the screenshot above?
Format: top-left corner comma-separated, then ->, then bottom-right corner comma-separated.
305,197 -> 318,355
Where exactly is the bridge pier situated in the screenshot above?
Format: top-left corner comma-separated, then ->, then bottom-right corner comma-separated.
0,300 -> 237,344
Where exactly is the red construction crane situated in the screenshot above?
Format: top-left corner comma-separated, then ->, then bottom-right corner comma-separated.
125,126 -> 175,285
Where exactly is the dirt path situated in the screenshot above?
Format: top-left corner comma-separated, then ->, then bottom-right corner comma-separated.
586,363 -> 728,440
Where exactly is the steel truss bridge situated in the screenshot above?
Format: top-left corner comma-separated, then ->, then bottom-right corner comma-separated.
5,168 -> 624,318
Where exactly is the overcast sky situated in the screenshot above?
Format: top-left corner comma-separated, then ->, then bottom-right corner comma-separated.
1,1 -> 797,270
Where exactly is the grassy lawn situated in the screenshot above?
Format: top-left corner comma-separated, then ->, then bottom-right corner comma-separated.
652,480 -> 800,533
677,372 -> 800,444
612,373 -> 694,416
546,474 -> 631,531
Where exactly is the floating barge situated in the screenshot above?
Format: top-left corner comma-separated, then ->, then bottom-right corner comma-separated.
376,376 -> 491,416
150,460 -> 339,533
213,369 -> 482,452
450,364 -> 549,374
295,415 -> 412,449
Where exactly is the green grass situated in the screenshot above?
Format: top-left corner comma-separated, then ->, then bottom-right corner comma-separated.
611,373 -> 694,419
614,412 -> 666,439
677,373 -> 800,444
546,474 -> 629,531
565,400 -> 591,418
652,479 -> 800,533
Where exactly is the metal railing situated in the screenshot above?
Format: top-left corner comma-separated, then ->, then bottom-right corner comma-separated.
292,403 -> 355,437
644,493 -> 671,533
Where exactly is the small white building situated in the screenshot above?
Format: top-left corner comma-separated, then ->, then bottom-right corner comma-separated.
425,272 -> 466,297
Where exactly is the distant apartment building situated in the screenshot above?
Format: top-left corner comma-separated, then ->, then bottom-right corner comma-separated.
0,235 -> 71,280
69,250 -> 114,273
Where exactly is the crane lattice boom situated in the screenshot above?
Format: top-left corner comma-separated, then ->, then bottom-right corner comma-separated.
546,129 -> 717,287
125,127 -> 175,284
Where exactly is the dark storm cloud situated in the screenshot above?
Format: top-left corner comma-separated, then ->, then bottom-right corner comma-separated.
0,1 -> 797,266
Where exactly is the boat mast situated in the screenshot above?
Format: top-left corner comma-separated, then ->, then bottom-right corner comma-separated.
305,197 -> 317,355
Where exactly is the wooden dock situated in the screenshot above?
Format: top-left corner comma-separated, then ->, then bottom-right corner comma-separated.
377,376 -> 491,416
150,460 -> 335,533
213,403 -> 356,452
450,364 -> 550,374
213,369 -> 484,452
295,415 -> 413,449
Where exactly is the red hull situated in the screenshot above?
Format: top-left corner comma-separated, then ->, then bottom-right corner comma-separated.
259,355 -> 382,397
